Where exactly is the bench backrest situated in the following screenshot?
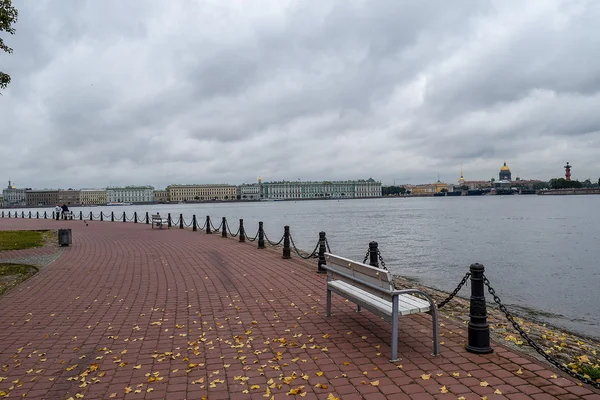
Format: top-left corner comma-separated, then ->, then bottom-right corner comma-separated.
324,253 -> 394,301
151,214 -> 163,220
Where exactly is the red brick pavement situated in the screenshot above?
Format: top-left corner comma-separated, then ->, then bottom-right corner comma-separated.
0,218 -> 599,400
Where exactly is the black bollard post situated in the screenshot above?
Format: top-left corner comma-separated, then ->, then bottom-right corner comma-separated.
36,211 -> 39,219
179,214 -> 183,229
21,211 -> 25,218
100,212 -> 103,221
192,215 -> 197,232
466,263 -> 493,354
121,212 -> 125,222
89,212 -> 93,221
368,241 -> 379,267
145,212 -> 149,224
134,212 -> 138,223
282,226 -> 291,259
167,213 -> 172,228
317,231 -> 327,273
258,221 -> 265,249
221,217 -> 227,238
9,211 -> 13,218
206,216 -> 212,234
79,211 -> 83,220
111,212 -> 114,222
239,219 -> 245,242
29,211 -> 32,218
1,211 -> 3,217
44,211 -> 47,219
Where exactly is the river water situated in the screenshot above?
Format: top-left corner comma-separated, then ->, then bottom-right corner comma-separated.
5,196 -> 600,339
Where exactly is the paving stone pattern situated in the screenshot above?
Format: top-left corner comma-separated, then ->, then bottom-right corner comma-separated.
0,218 -> 599,400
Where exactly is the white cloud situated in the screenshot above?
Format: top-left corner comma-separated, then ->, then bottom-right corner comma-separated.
1,0 -> 599,188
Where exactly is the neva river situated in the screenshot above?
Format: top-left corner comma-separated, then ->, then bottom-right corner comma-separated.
6,196 -> 600,339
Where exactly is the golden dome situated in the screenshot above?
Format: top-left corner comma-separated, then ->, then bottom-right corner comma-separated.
500,162 -> 510,171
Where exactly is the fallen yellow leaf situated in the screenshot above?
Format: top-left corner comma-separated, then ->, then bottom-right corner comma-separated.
370,380 -> 379,386
494,389 -> 502,394
421,374 -> 431,380
480,381 -> 489,387
440,385 -> 448,393
579,355 -> 591,363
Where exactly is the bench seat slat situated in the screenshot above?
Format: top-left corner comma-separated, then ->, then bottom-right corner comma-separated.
328,280 -> 430,316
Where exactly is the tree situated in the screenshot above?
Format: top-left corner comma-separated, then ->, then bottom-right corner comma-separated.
532,181 -> 549,190
0,0 -> 18,92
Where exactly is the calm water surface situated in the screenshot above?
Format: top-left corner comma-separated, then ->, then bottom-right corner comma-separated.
8,196 -> 600,339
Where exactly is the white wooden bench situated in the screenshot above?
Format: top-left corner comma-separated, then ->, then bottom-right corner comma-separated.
62,211 -> 74,220
324,253 -> 439,361
151,214 -> 169,229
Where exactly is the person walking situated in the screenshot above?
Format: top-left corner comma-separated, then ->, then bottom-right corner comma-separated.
54,204 -> 61,220
61,204 -> 69,220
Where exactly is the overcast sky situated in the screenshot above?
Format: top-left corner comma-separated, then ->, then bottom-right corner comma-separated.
1,0 -> 599,189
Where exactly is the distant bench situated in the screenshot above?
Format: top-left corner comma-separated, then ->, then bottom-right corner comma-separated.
62,211 -> 74,220
151,214 -> 169,229
323,253 -> 439,361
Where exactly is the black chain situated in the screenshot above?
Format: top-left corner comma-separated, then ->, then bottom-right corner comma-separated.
199,219 -> 207,231
226,221 -> 239,237
377,249 -> 387,270
289,234 -> 319,259
210,220 -> 223,232
437,272 -> 471,309
361,249 -> 387,270
263,231 -> 284,246
483,275 -> 600,389
362,249 -> 370,264
246,229 -> 259,242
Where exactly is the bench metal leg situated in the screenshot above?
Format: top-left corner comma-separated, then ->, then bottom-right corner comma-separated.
391,295 -> 399,362
326,289 -> 332,317
430,307 -> 440,356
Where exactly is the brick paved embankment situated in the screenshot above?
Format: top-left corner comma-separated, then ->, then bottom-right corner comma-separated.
0,218 -> 598,399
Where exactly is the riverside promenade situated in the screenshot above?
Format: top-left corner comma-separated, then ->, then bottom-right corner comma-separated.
0,219 -> 599,400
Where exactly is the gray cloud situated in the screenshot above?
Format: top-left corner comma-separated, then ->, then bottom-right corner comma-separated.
1,0 -> 600,189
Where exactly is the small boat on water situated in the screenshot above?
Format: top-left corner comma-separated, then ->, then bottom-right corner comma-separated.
106,202 -> 133,206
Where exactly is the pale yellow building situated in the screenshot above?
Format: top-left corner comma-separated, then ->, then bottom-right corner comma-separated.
154,190 -> 170,203
167,184 -> 237,201
409,181 -> 449,195
80,189 -> 107,205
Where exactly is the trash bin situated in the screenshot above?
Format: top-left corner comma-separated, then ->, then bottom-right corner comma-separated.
58,228 -> 72,246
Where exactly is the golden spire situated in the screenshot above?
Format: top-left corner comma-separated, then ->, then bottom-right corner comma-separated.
458,166 -> 465,183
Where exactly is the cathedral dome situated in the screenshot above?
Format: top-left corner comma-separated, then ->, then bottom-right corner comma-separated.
499,162 -> 512,181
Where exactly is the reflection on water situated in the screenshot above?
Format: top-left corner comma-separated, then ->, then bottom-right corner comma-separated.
6,195 -> 600,338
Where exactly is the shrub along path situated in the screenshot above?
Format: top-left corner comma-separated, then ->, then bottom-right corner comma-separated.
0,218 -> 598,399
